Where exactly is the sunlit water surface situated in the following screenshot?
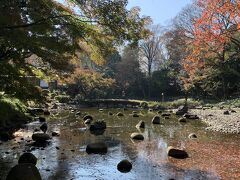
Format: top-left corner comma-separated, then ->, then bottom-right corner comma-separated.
0,108 -> 240,180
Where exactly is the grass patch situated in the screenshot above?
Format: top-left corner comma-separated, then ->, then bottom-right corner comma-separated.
0,96 -> 30,128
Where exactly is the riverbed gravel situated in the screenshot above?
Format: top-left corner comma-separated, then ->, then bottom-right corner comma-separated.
190,108 -> 240,134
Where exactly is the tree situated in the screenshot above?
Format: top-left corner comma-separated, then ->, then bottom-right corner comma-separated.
115,46 -> 147,98
0,0 -> 150,100
66,69 -> 115,99
182,0 -> 240,98
139,25 -> 165,77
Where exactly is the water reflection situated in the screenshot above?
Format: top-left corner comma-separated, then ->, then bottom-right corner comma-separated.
0,108 -> 239,180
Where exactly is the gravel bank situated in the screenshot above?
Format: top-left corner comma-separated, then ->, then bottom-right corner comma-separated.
190,108 -> 240,134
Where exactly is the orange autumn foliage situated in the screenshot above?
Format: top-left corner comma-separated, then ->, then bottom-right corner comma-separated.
182,0 -> 240,90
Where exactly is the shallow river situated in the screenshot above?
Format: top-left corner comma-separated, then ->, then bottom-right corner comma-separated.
0,108 -> 240,180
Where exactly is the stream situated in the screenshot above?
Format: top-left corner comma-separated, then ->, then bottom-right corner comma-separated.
0,108 -> 240,180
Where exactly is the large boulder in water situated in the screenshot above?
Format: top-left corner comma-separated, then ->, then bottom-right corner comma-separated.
86,142 -> 108,154
175,105 -> 188,116
6,163 -> 42,180
32,133 -> 50,142
167,146 -> 188,159
117,160 -> 132,173
130,133 -> 144,140
152,116 -> 160,124
18,153 -> 37,165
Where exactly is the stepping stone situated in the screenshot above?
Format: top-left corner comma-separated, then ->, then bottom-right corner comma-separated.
86,142 -> 108,154
117,160 -> 132,173
130,133 -> 144,140
167,146 -> 188,159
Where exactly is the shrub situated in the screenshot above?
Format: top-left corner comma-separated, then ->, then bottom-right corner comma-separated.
0,96 -> 29,127
55,95 -> 71,103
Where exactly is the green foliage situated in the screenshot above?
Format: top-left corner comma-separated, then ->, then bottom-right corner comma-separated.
67,70 -> 115,99
0,0 -> 150,101
55,95 -> 71,103
150,69 -> 182,98
0,96 -> 29,127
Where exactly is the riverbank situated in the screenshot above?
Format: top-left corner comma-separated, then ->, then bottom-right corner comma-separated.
0,96 -> 31,141
190,108 -> 240,134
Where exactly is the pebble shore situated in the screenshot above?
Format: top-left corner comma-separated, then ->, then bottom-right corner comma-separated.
190,108 -> 240,134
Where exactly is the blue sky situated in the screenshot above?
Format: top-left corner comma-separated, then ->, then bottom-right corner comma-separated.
127,0 -> 193,25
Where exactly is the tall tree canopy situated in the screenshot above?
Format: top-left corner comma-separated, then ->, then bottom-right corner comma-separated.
0,0 -> 150,100
182,0 -> 240,97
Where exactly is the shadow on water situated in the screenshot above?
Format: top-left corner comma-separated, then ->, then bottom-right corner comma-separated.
0,108 -> 239,180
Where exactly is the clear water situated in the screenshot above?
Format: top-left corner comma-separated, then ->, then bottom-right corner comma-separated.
0,108 -> 240,180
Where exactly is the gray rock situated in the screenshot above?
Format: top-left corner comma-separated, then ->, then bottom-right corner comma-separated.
43,110 -> 50,116
167,146 -> 188,159
117,159 -> 132,173
183,114 -> 199,119
161,113 -> 171,117
51,132 -> 60,137
18,153 -> 37,165
132,113 -> 139,117
6,164 -> 42,180
136,120 -> 145,129
75,111 -> 81,116
117,112 -> 124,116
175,105 -> 188,115
108,112 -> 113,115
152,116 -> 160,124
130,133 -> 144,140
32,133 -> 50,142
84,119 -> 92,124
223,110 -> 230,115
40,123 -> 48,133
83,115 -> 93,121
89,120 -> 106,131
38,117 -> 46,123
178,118 -> 187,123
188,133 -> 197,139
86,142 -> 108,154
